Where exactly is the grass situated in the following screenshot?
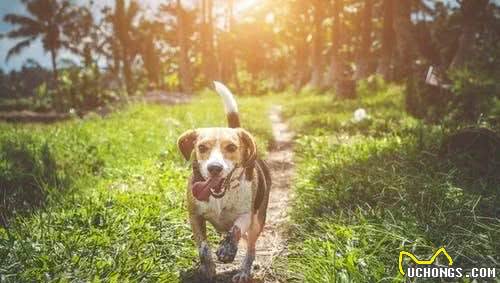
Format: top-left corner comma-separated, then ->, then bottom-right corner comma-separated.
1,83 -> 498,282
0,92 -> 273,282
277,83 -> 499,282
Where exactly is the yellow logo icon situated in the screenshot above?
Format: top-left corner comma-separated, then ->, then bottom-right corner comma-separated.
398,247 -> 454,276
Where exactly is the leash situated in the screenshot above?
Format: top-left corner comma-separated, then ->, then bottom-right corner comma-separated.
221,164 -> 246,192
222,147 -> 258,192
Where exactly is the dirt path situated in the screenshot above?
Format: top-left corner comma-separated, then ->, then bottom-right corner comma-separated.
215,105 -> 294,282
0,91 -> 190,123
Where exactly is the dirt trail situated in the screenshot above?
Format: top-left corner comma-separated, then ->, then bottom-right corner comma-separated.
215,105 -> 294,282
0,91 -> 190,123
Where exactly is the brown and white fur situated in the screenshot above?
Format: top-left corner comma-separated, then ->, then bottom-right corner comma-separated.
177,81 -> 271,283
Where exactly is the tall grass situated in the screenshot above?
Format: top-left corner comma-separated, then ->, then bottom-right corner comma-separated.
277,84 -> 499,282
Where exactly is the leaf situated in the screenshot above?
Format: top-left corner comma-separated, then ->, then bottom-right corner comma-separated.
5,38 -> 36,62
3,14 -> 39,28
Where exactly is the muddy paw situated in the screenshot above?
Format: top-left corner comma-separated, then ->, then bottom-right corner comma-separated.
232,270 -> 251,283
198,262 -> 216,283
216,233 -> 238,263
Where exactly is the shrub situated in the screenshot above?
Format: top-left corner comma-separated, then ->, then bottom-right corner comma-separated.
447,68 -> 498,124
57,65 -> 117,112
34,82 -> 53,112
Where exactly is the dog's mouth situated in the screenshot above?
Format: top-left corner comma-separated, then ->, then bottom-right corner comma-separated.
192,176 -> 226,201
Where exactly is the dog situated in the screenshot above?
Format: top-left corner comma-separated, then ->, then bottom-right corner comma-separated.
177,81 -> 272,283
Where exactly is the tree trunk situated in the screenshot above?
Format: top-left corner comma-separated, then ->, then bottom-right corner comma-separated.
449,0 -> 489,69
143,36 -> 160,89
113,0 -> 135,94
308,0 -> 324,89
50,48 -> 58,83
122,49 -> 133,94
294,40 -> 309,92
177,0 -> 193,93
376,0 -> 394,81
354,0 -> 373,80
220,0 -> 238,87
50,48 -> 63,111
393,0 -> 419,113
393,0 -> 415,81
326,0 -> 344,88
201,0 -> 217,84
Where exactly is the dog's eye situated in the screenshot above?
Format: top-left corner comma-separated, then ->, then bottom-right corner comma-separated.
198,144 -> 208,153
225,144 -> 238,153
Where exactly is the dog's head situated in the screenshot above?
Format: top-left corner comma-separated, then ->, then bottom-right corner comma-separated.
177,128 -> 256,196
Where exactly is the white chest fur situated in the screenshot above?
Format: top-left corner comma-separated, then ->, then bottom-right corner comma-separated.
195,179 -> 253,232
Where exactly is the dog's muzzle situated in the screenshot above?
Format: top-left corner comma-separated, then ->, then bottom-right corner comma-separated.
191,167 -> 242,202
192,176 -> 225,202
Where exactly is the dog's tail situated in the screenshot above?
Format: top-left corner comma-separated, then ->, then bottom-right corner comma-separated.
213,81 -> 240,128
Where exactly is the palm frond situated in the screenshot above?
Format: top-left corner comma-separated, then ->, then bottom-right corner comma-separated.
55,0 -> 73,22
26,0 -> 57,20
3,14 -> 39,27
6,26 -> 41,38
5,37 -> 36,62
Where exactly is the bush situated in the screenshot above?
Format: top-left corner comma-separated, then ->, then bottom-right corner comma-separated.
447,69 -> 498,124
33,82 -> 53,112
57,65 -> 117,112
412,68 -> 499,126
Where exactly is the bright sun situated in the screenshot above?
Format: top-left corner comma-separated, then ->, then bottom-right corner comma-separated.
235,0 -> 261,13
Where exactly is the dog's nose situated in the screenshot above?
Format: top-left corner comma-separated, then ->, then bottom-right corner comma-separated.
207,163 -> 223,176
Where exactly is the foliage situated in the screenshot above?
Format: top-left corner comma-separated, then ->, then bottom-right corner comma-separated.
57,65 -> 115,112
446,68 -> 499,124
1,0 -> 499,127
34,82 -> 53,112
0,64 -> 54,100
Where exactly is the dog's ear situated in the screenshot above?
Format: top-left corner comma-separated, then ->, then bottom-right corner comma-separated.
177,130 -> 198,161
238,129 -> 257,166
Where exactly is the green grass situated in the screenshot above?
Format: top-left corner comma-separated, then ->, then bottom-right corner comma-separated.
277,84 -> 499,282
1,85 -> 498,282
0,92 -> 273,282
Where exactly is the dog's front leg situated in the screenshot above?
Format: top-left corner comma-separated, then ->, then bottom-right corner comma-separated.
216,213 -> 251,263
190,214 -> 216,281
232,220 -> 260,283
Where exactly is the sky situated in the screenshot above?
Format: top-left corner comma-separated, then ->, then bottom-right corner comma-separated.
0,0 -> 467,72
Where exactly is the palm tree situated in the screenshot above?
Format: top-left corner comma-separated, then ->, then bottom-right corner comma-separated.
376,0 -> 395,80
308,0 -> 325,89
3,0 -> 74,83
176,0 -> 193,93
326,0 -> 345,88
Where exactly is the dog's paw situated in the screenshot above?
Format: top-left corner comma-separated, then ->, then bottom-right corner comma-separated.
216,232 -> 238,263
198,262 -> 216,282
232,270 -> 251,283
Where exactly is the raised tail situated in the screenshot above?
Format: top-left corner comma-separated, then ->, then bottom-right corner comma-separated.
213,81 -> 240,128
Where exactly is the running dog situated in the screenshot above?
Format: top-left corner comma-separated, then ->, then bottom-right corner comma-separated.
177,81 -> 271,283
